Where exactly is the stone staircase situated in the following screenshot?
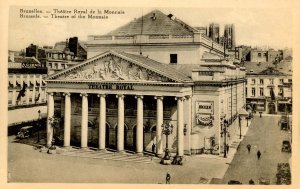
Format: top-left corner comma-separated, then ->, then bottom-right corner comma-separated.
58,147 -> 154,164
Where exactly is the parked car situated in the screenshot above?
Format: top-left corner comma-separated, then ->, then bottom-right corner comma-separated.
276,163 -> 291,185
281,140 -> 291,152
228,180 -> 242,184
16,126 -> 33,139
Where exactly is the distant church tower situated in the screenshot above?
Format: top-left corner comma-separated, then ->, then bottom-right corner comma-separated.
224,24 -> 236,50
208,23 -> 220,43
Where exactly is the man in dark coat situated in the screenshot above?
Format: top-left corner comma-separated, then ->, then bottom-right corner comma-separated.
166,172 -> 171,184
257,150 -> 261,160
152,143 -> 156,154
247,144 -> 251,153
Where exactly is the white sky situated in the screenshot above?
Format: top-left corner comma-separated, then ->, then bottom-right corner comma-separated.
9,6 -> 293,51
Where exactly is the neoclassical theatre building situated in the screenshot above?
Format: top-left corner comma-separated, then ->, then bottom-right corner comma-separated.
46,10 -> 246,158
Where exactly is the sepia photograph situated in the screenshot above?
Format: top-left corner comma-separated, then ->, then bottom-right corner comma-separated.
2,0 -> 299,187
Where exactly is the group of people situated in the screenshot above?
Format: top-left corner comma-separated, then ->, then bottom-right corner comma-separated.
246,144 -> 261,160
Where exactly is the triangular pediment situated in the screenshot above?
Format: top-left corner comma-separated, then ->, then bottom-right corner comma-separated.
47,51 -> 191,83
259,67 -> 285,75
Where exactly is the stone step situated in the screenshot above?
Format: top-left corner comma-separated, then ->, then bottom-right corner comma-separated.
58,148 -> 152,164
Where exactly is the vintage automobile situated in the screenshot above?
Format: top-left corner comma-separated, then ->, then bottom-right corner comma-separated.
276,163 -> 291,185
281,140 -> 291,152
16,126 -> 33,139
278,115 -> 290,130
228,180 -> 242,184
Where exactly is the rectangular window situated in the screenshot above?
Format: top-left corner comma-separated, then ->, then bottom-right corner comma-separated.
29,90 -> 33,102
170,54 -> 177,64
279,88 -> 284,97
8,91 -> 13,105
269,79 -> 274,84
251,79 -> 256,85
198,71 -> 213,76
251,88 -> 256,97
259,88 -> 264,96
245,87 -> 248,97
288,79 -> 292,83
280,79 -> 284,84
260,79 -> 264,85
258,53 -> 261,57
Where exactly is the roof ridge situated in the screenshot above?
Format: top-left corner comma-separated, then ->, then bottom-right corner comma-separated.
106,9 -> 194,36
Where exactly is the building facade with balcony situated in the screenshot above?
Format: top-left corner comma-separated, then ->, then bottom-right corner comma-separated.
46,10 -> 246,160
245,60 -> 292,114
8,51 -> 48,128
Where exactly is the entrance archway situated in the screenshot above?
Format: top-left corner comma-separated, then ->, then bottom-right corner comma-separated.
268,102 -> 276,114
105,124 -> 110,148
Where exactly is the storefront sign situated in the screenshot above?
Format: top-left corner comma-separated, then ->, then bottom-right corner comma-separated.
195,101 -> 214,126
196,101 -> 213,114
88,84 -> 134,90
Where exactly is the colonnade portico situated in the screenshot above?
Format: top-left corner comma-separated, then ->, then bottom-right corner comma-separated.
46,91 -> 188,157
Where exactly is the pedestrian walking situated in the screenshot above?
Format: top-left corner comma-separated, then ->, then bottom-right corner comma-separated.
257,150 -> 261,160
166,172 -> 171,184
152,143 -> 156,153
246,144 -> 251,153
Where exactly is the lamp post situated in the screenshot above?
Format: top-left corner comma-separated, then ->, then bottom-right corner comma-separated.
239,115 -> 242,139
220,114 -> 228,158
223,119 -> 228,158
160,122 -> 173,165
37,110 -> 41,143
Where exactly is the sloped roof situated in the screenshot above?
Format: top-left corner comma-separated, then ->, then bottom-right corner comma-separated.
114,51 -> 192,82
107,9 -> 196,36
244,62 -> 270,73
244,61 -> 292,75
47,50 -> 192,83
170,64 -> 198,77
277,60 -> 292,75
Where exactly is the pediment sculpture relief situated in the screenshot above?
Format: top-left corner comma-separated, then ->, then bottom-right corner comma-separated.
63,56 -> 170,82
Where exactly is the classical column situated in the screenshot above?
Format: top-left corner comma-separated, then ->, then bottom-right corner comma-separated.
184,95 -> 192,155
32,75 -> 36,104
46,92 -> 54,147
135,95 -> 144,154
116,94 -> 125,152
98,94 -> 106,150
176,96 -> 185,157
38,76 -> 42,104
25,75 -> 30,104
12,89 -> 16,106
80,93 -> 88,149
63,92 -> 71,147
12,74 -> 16,106
155,96 -> 163,157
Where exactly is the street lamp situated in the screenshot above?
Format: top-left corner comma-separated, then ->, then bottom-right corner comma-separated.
37,110 -> 41,143
222,119 -> 229,158
239,115 -> 242,139
220,115 -> 228,158
160,122 -> 173,165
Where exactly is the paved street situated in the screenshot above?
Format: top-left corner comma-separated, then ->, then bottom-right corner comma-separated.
221,114 -> 292,184
7,114 -> 291,184
8,137 -> 228,183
